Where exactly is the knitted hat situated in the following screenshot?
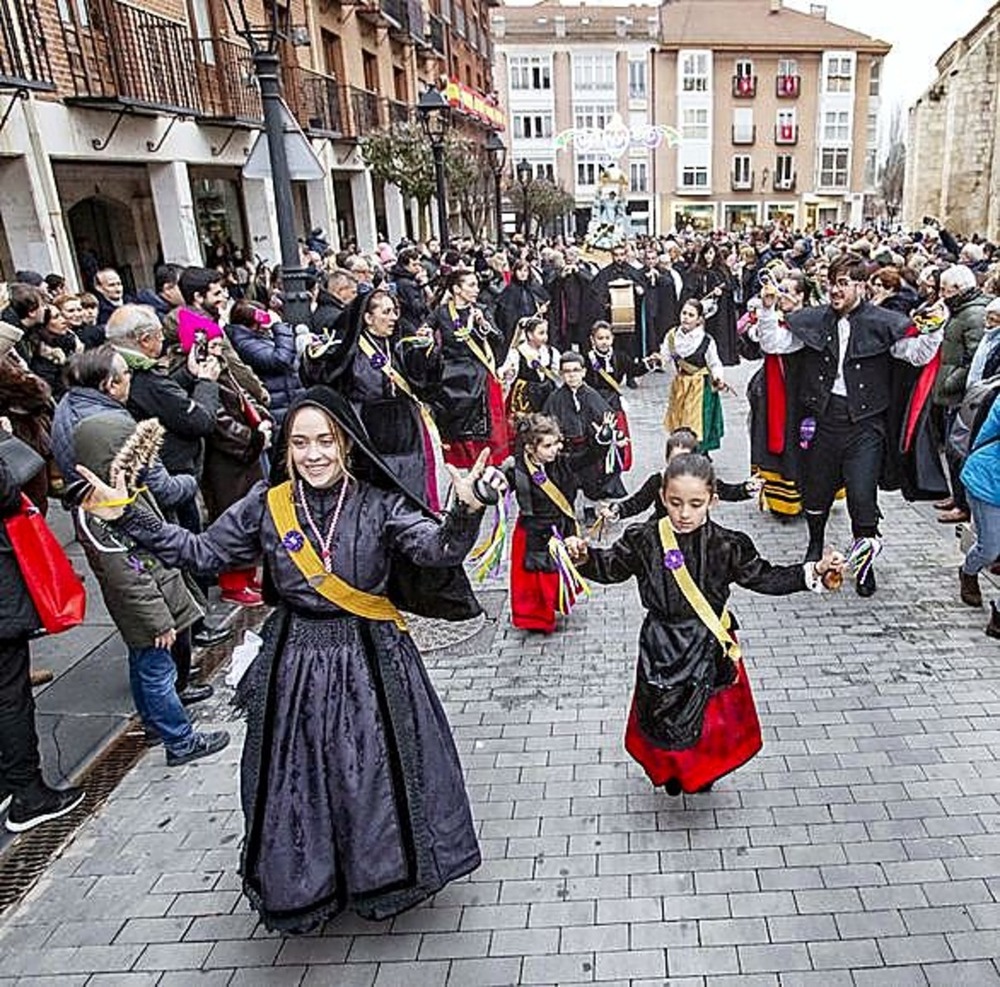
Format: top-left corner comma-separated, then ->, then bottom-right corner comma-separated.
0,321 -> 24,358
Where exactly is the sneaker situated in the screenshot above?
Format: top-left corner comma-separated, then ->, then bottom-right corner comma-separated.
192,625 -> 233,648
166,730 -> 231,768
0,790 -> 11,816
5,784 -> 86,833
178,683 -> 214,706
220,588 -> 264,608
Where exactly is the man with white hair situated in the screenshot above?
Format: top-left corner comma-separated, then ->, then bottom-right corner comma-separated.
934,264 -> 989,523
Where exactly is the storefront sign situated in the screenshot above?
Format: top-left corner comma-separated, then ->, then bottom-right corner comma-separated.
445,78 -> 506,130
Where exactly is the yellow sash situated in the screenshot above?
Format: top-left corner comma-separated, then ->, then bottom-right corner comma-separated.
526,455 -> 579,535
519,344 -> 561,383
657,517 -> 741,661
357,334 -> 442,447
589,352 -> 623,396
267,481 -> 408,631
450,302 -> 500,381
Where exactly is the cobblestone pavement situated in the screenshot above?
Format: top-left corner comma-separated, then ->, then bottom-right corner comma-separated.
2,365 -> 999,986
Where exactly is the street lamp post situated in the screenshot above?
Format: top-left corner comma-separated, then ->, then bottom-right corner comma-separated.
223,0 -> 311,327
484,129 -> 507,246
516,158 -> 532,238
417,85 -> 452,249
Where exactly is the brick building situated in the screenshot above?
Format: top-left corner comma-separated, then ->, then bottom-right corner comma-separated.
491,0 -> 888,237
0,0 -> 497,288
904,1 -> 1000,239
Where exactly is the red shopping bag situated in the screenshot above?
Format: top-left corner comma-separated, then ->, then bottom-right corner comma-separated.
5,495 -> 86,634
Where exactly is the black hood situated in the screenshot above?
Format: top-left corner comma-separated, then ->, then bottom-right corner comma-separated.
270,384 -> 436,518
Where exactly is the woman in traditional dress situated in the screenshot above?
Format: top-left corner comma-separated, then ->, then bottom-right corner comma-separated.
682,242 -> 740,367
660,299 -> 726,453
77,386 -> 506,933
567,453 -> 843,794
427,268 -> 510,468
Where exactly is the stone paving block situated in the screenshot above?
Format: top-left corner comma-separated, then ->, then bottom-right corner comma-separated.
489,927 -> 559,956
134,941 -> 213,970
417,931 -> 491,960
226,970 -> 301,987
808,937 -> 882,968
727,890 -> 796,918
628,920 -> 698,949
667,946 -> 739,977
834,909 -> 906,939
766,913 -> 837,942
924,960 -> 1000,985
80,976 -> 159,986
445,957 -> 522,986
205,939 -> 281,968
301,965 -> 376,987
348,934 -> 422,963
372,960 -> 450,987
697,917 -> 768,946
520,952 -> 594,984
560,922 -> 627,953
43,920 -> 122,948
849,970 -> 928,987
593,948 -> 665,980
114,916 -> 192,944
946,930 -> 1000,960
184,913 -> 259,941
276,937 -> 351,966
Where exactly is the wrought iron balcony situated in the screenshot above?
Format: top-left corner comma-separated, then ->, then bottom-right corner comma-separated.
196,38 -> 261,124
773,172 -> 797,192
775,124 -> 798,145
776,74 -> 800,98
380,0 -> 407,30
0,0 -> 54,90
285,64 -> 344,137
732,124 -> 756,145
731,171 -> 754,191
387,99 -> 411,126
62,0 -> 203,114
350,86 -> 383,134
732,75 -> 756,98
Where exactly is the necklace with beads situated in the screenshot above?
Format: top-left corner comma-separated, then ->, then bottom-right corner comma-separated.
296,477 -> 349,573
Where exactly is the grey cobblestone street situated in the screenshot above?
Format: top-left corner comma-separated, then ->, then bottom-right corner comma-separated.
1,364 -> 999,985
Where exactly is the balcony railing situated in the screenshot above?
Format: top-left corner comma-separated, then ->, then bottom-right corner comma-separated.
387,98 -> 411,126
285,63 -> 344,136
775,123 -> 799,144
731,171 -> 754,191
732,75 -> 756,98
380,0 -> 407,29
350,86 -> 383,133
406,0 -> 425,43
732,125 -> 756,145
776,74 -> 800,98
427,13 -> 445,54
773,173 -> 797,192
64,0 -> 203,114
0,0 -> 54,89
196,38 -> 261,124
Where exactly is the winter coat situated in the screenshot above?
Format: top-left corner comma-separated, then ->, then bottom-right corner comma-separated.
27,327 -> 84,401
72,412 -> 201,649
227,320 -> 301,425
310,290 -> 346,337
120,349 -> 220,476
961,391 -> 1000,507
51,386 -> 197,509
0,353 -> 53,510
493,279 -> 550,346
0,456 -> 42,640
934,289 -> 988,407
388,265 -> 430,335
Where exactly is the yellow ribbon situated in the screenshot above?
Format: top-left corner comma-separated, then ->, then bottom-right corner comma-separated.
91,485 -> 148,510
657,517 -> 741,661
357,334 -> 443,448
267,481 -> 408,631
519,344 -> 561,383
450,302 -> 500,381
589,352 -> 623,396
526,455 -> 579,535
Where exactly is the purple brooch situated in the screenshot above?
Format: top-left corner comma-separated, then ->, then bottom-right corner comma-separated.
663,548 -> 685,571
369,351 -> 388,370
126,554 -> 145,575
799,416 -> 817,450
531,470 -> 547,486
282,530 -> 305,552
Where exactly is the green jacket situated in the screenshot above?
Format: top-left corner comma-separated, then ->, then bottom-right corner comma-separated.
934,290 -> 988,406
72,412 -> 202,649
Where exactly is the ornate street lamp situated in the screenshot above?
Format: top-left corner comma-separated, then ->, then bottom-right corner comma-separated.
516,157 -> 533,237
222,0 -> 311,326
417,85 -> 453,249
484,129 -> 507,245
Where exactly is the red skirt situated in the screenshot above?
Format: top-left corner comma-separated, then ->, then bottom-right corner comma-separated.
624,661 -> 762,792
443,378 -> 511,469
615,409 -> 633,473
509,520 -> 559,634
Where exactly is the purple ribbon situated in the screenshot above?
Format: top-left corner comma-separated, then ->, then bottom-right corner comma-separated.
369,351 -> 388,370
282,530 -> 305,552
531,470 -> 547,486
663,548 -> 685,571
799,417 -> 816,450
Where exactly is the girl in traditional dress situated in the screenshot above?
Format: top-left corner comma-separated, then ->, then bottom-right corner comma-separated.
567,453 -> 843,794
508,413 -> 580,633
503,316 -> 561,424
77,386 -> 507,932
660,299 -> 726,453
427,268 -> 510,468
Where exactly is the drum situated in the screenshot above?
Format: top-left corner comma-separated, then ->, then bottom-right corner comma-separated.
608,278 -> 635,334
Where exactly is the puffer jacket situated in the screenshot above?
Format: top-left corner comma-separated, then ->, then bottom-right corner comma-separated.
227,320 -> 301,425
72,412 -> 201,649
961,390 -> 1000,507
934,289 -> 989,406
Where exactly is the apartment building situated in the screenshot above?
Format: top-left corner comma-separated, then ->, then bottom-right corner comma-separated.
0,0 -> 497,288
491,4 -> 659,234
905,2 -> 1000,239
657,0 -> 888,232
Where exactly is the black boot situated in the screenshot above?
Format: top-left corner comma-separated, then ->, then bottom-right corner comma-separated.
959,568 -> 983,608
856,565 -> 877,598
804,511 -> 828,563
987,603 -> 1000,640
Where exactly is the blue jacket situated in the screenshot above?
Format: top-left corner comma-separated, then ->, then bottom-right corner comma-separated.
226,321 -> 301,425
961,393 -> 1000,507
52,386 -> 197,509
134,288 -> 173,324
